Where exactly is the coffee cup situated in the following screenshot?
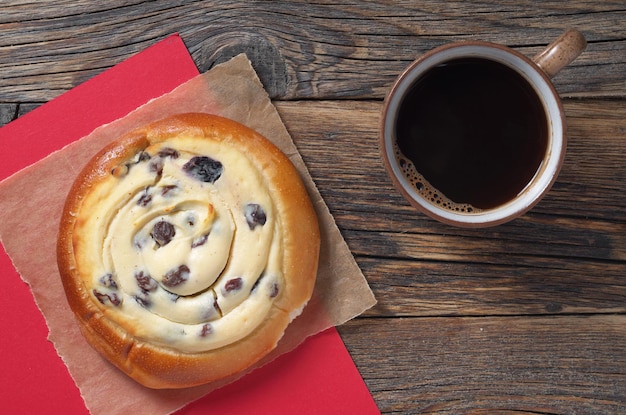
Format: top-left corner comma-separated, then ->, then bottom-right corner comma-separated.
380,29 -> 587,227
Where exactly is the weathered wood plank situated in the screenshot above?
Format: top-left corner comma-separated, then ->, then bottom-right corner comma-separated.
338,315 -> 626,414
0,103 -> 17,126
16,103 -> 41,118
356,256 -> 626,317
0,1 -> 624,102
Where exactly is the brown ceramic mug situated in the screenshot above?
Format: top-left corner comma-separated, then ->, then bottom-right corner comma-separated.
380,29 -> 587,227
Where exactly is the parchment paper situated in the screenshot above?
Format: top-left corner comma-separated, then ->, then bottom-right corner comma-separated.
0,54 -> 376,414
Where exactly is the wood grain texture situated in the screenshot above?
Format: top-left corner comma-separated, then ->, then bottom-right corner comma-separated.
276,100 -> 626,320
0,0 -> 624,102
1,2 -> 625,414
338,315 -> 626,414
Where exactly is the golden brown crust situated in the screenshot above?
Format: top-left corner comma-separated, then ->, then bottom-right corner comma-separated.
57,113 -> 320,389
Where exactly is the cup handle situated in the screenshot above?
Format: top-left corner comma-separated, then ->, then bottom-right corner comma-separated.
532,29 -> 587,78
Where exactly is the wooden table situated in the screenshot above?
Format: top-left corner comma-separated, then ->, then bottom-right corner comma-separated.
1,2 -> 625,413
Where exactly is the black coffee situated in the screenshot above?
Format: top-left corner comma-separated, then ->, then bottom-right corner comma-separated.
395,58 -> 548,211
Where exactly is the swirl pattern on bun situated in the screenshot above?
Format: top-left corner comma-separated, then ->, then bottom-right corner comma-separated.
57,113 -> 320,389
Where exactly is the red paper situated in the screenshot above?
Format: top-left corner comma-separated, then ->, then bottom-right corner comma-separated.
0,34 -> 379,414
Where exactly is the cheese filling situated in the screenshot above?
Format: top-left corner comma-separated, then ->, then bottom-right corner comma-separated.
73,134 -> 284,353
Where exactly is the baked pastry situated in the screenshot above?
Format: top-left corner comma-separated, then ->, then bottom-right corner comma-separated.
57,113 -> 320,389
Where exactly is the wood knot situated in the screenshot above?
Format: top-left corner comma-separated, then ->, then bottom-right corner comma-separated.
545,302 -> 563,313
194,32 -> 288,98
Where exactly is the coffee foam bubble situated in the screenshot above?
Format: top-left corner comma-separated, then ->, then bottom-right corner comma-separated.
393,142 -> 482,214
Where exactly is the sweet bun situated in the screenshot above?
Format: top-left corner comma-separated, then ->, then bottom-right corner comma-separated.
57,113 -> 320,389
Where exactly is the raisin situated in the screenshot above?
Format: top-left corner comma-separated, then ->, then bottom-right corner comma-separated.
158,147 -> 179,159
191,234 -> 208,248
269,282 -> 280,298
93,290 -> 121,306
137,191 -> 152,207
244,203 -> 267,230
135,271 -> 158,292
183,156 -> 223,183
149,158 -> 164,176
99,273 -> 118,290
137,151 -> 151,162
161,184 -> 178,196
200,324 -> 213,337
224,277 -> 243,293
163,265 -> 190,287
151,220 -> 176,247
134,294 -> 151,308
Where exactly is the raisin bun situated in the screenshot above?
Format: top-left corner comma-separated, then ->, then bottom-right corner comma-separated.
57,113 -> 320,389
